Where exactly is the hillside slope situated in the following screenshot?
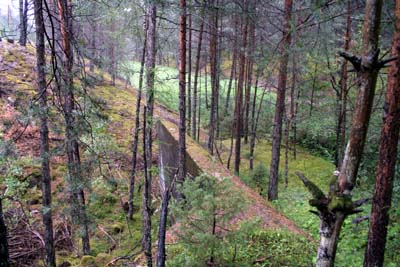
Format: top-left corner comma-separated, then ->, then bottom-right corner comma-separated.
1,41 -> 311,266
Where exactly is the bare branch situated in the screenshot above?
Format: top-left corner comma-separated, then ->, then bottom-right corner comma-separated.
295,172 -> 326,200
339,51 -> 361,71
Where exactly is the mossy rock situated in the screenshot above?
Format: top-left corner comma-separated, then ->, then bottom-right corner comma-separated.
110,223 -> 125,234
95,253 -> 111,265
80,255 -> 96,267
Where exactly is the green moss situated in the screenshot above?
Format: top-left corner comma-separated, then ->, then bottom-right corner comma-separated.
328,195 -> 353,212
110,223 -> 125,234
95,253 -> 111,265
80,255 -> 96,267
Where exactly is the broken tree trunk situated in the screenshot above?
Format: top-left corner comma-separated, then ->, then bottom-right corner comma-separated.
297,1 -> 385,267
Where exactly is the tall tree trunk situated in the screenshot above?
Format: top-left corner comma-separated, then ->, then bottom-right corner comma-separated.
197,71 -> 202,141
309,62 -> 318,117
142,108 -> 152,267
142,3 -> 157,266
128,18 -> 148,221
268,0 -> 292,201
233,4 -> 248,174
191,12 -> 205,139
19,0 -> 28,46
57,0 -> 91,255
249,74 -> 261,171
297,1 -> 383,267
224,16 -> 238,116
178,0 -> 187,182
110,20 -> 116,86
89,2 -> 97,73
243,22 -> 255,145
156,188 -> 171,267
364,1 -> 400,265
34,0 -> 56,265
187,14 -> 192,133
0,198 -> 10,267
292,79 -> 301,160
208,1 -> 218,154
337,1 -> 352,168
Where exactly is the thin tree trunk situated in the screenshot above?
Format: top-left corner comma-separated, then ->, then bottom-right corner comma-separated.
156,188 -> 171,267
187,14 -> 192,133
249,74 -> 260,170
268,0 -> 292,201
89,3 -> 97,73
243,22 -> 255,145
178,0 -> 187,183
223,16 -> 238,116
309,62 -> 318,117
0,198 -> 10,267
234,7 -> 248,174
57,0 -> 91,255
197,74 -> 202,141
19,0 -> 28,46
128,19 -> 148,221
364,1 -> 400,265
337,1 -> 352,168
142,3 -> 157,266
142,108 -> 152,267
191,13 -> 204,139
284,117 -> 289,188
208,2 -> 218,154
292,82 -> 301,160
34,0 -> 56,265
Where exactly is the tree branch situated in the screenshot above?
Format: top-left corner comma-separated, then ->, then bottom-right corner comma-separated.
353,198 -> 370,207
339,51 -> 361,71
295,172 -> 326,200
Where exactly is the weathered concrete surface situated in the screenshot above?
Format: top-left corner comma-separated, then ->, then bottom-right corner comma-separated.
157,119 -> 312,239
157,121 -> 200,189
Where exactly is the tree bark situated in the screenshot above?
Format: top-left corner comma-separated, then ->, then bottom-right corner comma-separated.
223,16 -> 238,116
305,1 -> 383,266
142,2 -> 157,266
191,12 -> 204,139
338,1 -> 351,168
364,1 -> 400,266
19,0 -> 28,46
268,0 -> 292,201
178,0 -> 187,183
89,2 -> 97,73
243,22 -> 255,145
34,0 -> 56,265
156,188 -> 171,267
233,3 -> 249,174
0,198 -> 10,267
208,1 -> 219,155
128,18 -> 148,221
57,0 -> 91,255
187,14 -> 192,133
249,74 -> 261,171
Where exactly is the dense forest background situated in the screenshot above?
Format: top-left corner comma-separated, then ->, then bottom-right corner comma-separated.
0,0 -> 399,266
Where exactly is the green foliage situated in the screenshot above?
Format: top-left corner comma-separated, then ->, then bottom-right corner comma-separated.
169,174 -> 249,267
245,230 -> 315,267
168,174 -> 316,266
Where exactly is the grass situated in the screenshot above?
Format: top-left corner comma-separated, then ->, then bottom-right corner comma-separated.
122,61 -> 276,129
